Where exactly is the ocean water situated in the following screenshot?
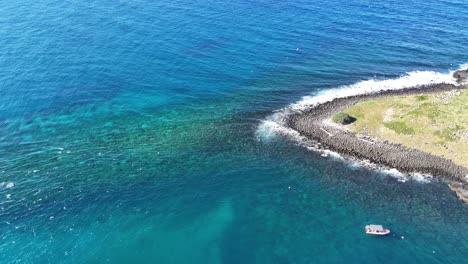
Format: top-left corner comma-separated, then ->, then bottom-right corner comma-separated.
0,0 -> 467,263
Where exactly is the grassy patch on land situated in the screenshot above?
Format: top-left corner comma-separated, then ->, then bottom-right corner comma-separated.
416,95 -> 429,101
384,121 -> 414,135
341,89 -> 468,167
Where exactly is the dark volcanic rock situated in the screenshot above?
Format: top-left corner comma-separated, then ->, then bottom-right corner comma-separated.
286,83 -> 468,203
453,69 -> 468,82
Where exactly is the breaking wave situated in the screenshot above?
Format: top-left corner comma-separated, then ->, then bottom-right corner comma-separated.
255,64 -> 467,182
257,65 -> 465,142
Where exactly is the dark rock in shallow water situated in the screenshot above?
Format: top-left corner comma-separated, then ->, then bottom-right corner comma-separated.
286,83 -> 468,203
453,69 -> 468,82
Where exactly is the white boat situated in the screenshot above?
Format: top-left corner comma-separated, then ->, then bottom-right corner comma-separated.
365,224 -> 390,235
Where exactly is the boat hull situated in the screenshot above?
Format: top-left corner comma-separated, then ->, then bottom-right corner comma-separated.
365,229 -> 390,236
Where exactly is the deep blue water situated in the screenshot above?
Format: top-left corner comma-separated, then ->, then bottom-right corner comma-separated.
0,0 -> 467,263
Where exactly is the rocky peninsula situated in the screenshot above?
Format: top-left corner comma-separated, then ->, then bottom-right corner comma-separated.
286,70 -> 468,202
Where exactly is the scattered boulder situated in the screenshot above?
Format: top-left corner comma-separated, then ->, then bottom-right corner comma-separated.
453,69 -> 468,83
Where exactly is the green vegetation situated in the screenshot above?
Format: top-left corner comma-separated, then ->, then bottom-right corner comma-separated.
340,89 -> 468,167
406,102 -> 440,119
416,95 -> 429,101
434,125 -> 463,142
332,112 -> 356,125
383,121 -> 414,135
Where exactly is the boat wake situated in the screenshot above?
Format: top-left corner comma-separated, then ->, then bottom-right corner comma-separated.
256,64 -> 467,183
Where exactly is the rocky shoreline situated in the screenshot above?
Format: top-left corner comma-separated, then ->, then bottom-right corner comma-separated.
286,78 -> 468,203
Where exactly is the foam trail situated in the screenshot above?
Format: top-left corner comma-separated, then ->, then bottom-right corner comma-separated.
290,70 -> 457,112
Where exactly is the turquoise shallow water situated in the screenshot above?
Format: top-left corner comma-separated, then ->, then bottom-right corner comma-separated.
0,0 -> 467,263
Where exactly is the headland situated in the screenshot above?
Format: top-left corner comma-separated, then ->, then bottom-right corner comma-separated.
286,70 -> 468,202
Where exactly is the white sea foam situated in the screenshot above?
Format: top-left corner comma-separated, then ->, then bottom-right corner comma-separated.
0,182 -> 15,189
410,173 -> 434,183
256,64 -> 467,181
321,149 -> 343,159
255,112 -> 303,142
381,168 -> 408,182
256,66 -> 465,142
289,70 -> 458,112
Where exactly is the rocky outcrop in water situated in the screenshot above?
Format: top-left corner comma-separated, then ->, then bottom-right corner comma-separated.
453,69 -> 468,83
286,83 -> 468,203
